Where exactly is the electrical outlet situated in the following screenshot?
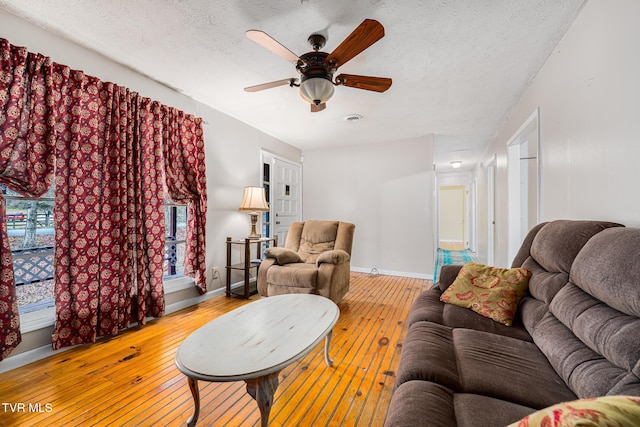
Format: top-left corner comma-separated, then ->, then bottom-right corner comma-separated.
212,267 -> 220,280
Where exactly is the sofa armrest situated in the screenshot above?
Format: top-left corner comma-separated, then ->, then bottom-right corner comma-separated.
316,249 -> 350,266
437,264 -> 464,292
264,247 -> 301,265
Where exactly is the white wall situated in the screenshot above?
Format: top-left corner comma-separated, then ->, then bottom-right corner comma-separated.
476,0 -> 640,267
0,9 -> 301,359
302,136 -> 435,278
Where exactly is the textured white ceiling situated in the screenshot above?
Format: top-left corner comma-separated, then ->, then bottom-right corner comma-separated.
0,0 -> 586,170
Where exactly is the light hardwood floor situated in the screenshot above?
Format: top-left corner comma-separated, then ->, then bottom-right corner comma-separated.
0,272 -> 430,426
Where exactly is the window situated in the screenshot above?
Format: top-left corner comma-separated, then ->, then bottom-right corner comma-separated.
3,184 -> 188,314
164,202 -> 188,277
2,184 -> 55,314
261,161 -> 271,239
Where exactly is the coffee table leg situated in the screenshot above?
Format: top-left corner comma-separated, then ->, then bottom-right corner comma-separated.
324,330 -> 334,367
186,377 -> 200,427
245,371 -> 280,427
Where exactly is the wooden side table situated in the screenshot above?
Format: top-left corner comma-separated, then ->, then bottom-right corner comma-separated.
225,236 -> 277,298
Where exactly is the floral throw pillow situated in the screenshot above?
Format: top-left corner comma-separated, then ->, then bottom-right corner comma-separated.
440,262 -> 531,326
507,396 -> 640,427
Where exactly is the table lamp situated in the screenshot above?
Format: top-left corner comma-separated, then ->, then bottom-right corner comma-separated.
239,186 -> 269,239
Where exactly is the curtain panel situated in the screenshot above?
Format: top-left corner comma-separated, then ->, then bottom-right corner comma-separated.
49,67 -> 170,349
161,107 -> 207,292
0,38 -> 207,356
0,39 -> 56,359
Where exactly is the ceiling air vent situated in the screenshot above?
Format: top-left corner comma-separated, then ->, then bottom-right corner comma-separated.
345,114 -> 364,122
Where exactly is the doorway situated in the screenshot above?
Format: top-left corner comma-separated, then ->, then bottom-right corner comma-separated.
261,151 -> 302,245
438,185 -> 467,249
507,109 -> 539,264
487,155 -> 496,266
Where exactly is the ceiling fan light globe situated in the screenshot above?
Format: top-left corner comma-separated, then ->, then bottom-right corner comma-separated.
299,76 -> 334,105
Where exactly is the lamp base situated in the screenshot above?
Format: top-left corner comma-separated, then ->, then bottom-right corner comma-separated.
247,212 -> 261,240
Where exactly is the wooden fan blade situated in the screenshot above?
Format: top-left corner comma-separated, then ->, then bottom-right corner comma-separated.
244,78 -> 297,92
335,74 -> 392,92
246,30 -> 301,64
326,19 -> 385,68
310,103 -> 326,113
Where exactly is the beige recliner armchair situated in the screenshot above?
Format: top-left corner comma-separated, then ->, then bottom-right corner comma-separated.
257,220 -> 355,304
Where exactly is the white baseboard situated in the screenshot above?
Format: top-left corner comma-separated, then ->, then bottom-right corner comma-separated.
0,342 -> 70,374
350,267 -> 433,281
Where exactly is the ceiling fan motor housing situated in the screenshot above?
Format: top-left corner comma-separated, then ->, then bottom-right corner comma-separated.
297,51 -> 336,105
297,51 -> 336,79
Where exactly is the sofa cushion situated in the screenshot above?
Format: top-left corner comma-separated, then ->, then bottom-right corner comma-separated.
454,393 -> 535,427
528,220 -> 623,274
395,322 -> 460,391
406,288 -> 445,326
522,220 -> 623,305
384,381 -> 536,427
534,312 -> 628,398
407,288 -> 533,342
440,262 -> 531,326
266,263 -> 317,289
298,220 -> 339,263
530,227 -> 640,399
384,381 -> 456,427
453,328 -> 577,409
507,395 -> 640,427
521,256 -> 569,306
264,247 -> 301,264
551,284 -> 640,378
570,227 -> 640,318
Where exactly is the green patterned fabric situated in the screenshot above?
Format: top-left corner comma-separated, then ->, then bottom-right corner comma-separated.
440,262 -> 531,326
508,396 -> 640,427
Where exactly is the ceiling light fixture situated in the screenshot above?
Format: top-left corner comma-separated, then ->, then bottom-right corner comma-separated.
299,75 -> 335,106
450,161 -> 462,169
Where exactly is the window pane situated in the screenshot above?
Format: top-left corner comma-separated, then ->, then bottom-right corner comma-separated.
164,203 -> 187,277
2,185 -> 56,314
4,185 -> 188,313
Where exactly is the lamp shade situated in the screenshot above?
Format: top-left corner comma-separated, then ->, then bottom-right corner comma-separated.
299,75 -> 335,105
239,186 -> 269,211
450,161 -> 462,169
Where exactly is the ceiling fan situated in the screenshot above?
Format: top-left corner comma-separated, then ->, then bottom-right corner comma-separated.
244,19 -> 392,112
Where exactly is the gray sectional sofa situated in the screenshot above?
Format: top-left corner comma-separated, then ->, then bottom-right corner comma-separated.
384,220 -> 640,426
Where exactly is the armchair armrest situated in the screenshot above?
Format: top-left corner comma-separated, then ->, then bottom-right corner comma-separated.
316,249 -> 350,266
437,265 -> 464,292
264,247 -> 301,265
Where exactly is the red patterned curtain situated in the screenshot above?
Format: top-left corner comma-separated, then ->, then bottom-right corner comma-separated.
50,67 -> 167,349
132,99 -> 168,321
162,107 -> 207,292
0,39 -> 56,360
49,68 -> 186,350
0,38 -> 207,355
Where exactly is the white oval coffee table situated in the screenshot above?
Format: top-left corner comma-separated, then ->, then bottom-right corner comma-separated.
175,294 -> 339,426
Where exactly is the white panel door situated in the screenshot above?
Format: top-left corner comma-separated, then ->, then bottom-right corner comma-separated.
272,158 -> 301,245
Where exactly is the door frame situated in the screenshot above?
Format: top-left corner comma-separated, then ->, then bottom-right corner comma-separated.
260,150 -> 303,242
438,185 -> 467,247
506,108 -> 540,264
486,155 -> 497,266
435,172 -> 473,251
